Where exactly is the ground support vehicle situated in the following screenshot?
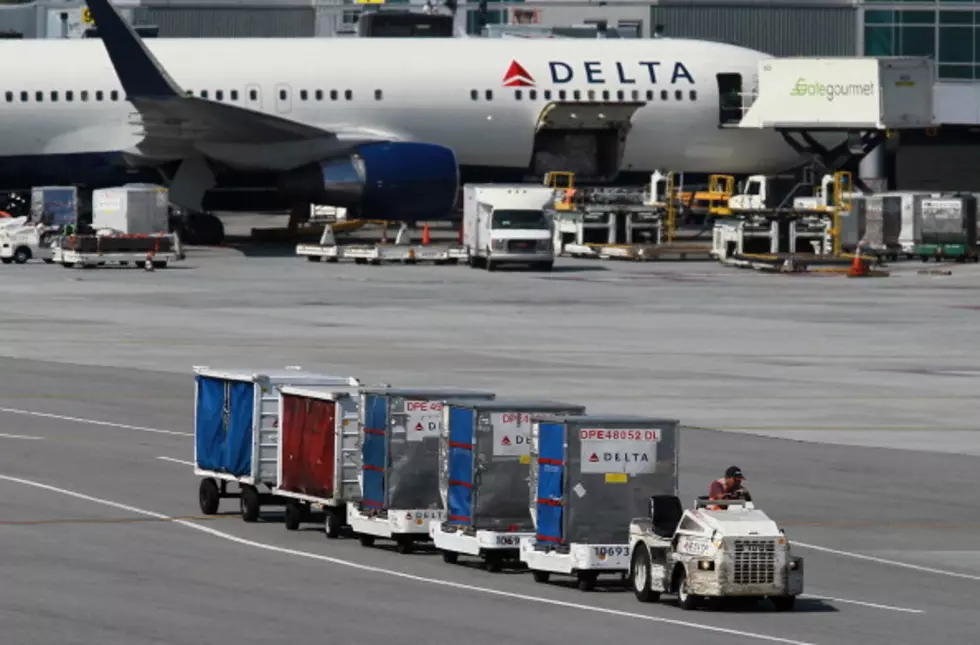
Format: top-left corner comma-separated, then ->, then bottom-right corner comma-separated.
297,222 -> 468,265
193,366 -> 361,522
628,498 -> 803,611
52,233 -> 182,270
272,384 -> 364,537
348,387 -> 495,553
520,415 -> 680,591
431,398 -> 586,570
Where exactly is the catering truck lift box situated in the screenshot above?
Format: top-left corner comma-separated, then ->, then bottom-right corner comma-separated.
91,184 -> 170,235
738,56 -> 935,130
348,386 -> 496,553
431,399 -> 586,570
463,184 -> 556,271
193,366 -> 361,522
273,383 -> 364,537
520,415 -> 680,591
628,497 -> 803,611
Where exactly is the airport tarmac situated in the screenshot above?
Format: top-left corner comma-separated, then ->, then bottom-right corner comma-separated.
1,247 -> 978,645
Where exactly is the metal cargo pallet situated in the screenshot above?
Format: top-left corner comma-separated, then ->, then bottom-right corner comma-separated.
298,242 -> 468,265
561,242 -> 711,262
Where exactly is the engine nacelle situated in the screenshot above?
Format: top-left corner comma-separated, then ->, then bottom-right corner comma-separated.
278,142 -> 459,222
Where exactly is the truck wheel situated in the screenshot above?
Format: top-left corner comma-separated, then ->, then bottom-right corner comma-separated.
324,508 -> 342,539
198,478 -> 220,515
577,571 -> 598,591
284,501 -> 303,531
13,247 -> 30,264
358,534 -> 375,548
675,569 -> 700,610
531,570 -> 550,584
484,552 -> 503,573
1,258 -> 12,265
771,596 -> 796,612
631,547 -> 661,603
239,485 -> 260,522
442,550 -> 459,564
395,537 -> 415,554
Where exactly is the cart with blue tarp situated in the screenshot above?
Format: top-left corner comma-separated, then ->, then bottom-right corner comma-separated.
430,398 -> 586,571
347,386 -> 495,553
519,415 -> 679,591
193,365 -> 361,523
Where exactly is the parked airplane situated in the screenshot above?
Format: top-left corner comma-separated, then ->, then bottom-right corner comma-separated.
0,0 -> 801,243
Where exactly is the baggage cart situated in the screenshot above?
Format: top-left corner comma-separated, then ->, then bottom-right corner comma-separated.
348,386 -> 495,553
431,399 -> 586,570
520,415 -> 680,591
273,384 -> 364,538
193,366 -> 361,522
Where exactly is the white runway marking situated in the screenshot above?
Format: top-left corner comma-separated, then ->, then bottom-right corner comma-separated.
0,432 -> 45,440
0,473 -> 818,645
156,456 -> 195,467
0,407 -> 191,437
804,593 -> 923,614
795,542 -> 980,582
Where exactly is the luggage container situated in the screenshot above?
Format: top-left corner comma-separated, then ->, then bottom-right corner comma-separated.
862,195 -> 902,254
520,415 -> 680,591
915,195 -> 979,262
92,184 -> 169,235
193,366 -> 361,523
348,386 -> 495,553
273,384 -> 364,538
430,398 -> 586,570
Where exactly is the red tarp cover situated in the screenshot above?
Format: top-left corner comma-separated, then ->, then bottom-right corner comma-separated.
280,393 -> 337,499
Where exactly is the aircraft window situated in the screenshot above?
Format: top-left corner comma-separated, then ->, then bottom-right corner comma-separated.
216,90 -> 224,101
249,89 -> 257,101
202,89 -> 210,99
35,91 -> 42,102
573,90 -> 581,100
345,89 -> 353,100
558,90 -> 566,100
631,90 -> 639,100
544,90 -> 551,100
300,89 -> 308,101
4,91 -> 10,102
689,90 -> 697,101
661,90 -> 668,100
277,89 -> 286,101
484,89 -> 492,100
81,90 -> 88,102
587,90 -> 595,100
646,90 -> 654,100
315,89 -> 323,101
374,89 -> 382,100
66,90 -> 73,101
470,89 -> 477,100
616,90 -> 624,100
514,89 -> 522,100
529,89 -> 537,100
110,90 -> 118,101
96,90 -> 103,101
20,91 -> 27,102
231,90 -> 239,101
602,90 -> 609,100
329,89 -> 337,101
51,91 -> 58,102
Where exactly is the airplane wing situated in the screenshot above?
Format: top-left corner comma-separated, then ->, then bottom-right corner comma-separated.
84,0 -> 391,171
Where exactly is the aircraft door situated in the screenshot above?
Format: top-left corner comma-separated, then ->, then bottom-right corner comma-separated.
716,73 -> 743,126
245,83 -> 263,112
274,83 -> 292,115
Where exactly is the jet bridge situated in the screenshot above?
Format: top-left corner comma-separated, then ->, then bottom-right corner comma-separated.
531,101 -> 644,182
724,56 -> 937,193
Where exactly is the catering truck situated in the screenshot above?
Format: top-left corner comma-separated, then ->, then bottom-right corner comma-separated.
462,184 -> 556,272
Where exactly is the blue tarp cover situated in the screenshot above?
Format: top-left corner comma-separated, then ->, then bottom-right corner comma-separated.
535,422 -> 566,545
446,407 -> 476,524
361,394 -> 388,508
194,375 -> 255,477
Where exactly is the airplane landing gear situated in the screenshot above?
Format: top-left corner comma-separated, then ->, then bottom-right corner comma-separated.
170,211 -> 225,246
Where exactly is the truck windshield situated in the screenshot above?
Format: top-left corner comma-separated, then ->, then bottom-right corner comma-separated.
491,209 -> 548,229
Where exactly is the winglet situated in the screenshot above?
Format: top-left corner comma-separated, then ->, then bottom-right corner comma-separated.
84,0 -> 182,99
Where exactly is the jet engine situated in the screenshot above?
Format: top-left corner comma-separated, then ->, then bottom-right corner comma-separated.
278,141 -> 459,222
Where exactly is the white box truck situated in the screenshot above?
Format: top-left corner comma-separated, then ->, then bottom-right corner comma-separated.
463,184 -> 556,271
92,184 -> 170,235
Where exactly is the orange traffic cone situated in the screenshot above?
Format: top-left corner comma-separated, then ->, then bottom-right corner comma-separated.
847,253 -> 867,277
421,223 -> 431,246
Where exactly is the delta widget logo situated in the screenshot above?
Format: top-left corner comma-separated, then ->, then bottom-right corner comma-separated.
503,60 -> 535,87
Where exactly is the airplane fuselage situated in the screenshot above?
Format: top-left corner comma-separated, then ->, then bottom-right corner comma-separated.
0,37 -> 799,206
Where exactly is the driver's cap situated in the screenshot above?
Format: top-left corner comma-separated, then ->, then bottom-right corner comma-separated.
725,465 -> 745,479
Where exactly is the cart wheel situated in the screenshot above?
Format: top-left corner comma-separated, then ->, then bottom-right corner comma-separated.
152,260 -> 167,269
358,534 -> 375,548
324,509 -> 342,539
395,538 -> 415,554
198,478 -> 220,515
441,550 -> 459,564
484,553 -> 503,573
532,570 -> 550,584
771,596 -> 796,612
284,502 -> 303,531
240,485 -> 260,523
675,569 -> 699,610
577,571 -> 598,592
13,247 -> 30,264
631,547 -> 661,603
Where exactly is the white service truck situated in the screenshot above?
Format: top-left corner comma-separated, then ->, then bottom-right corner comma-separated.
0,220 -> 57,264
463,184 -> 555,271
628,496 -> 803,611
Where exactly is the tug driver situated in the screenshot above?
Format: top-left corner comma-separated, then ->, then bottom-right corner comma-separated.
708,465 -> 752,509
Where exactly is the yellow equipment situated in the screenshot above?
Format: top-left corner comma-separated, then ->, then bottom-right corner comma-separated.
544,171 -> 576,211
